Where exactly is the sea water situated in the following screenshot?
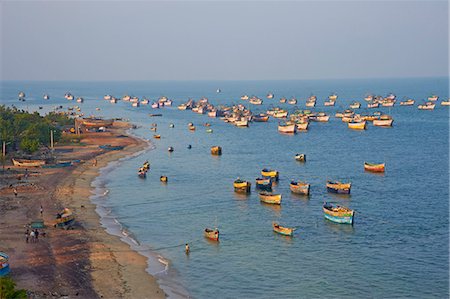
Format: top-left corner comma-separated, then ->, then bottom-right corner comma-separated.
1,78 -> 449,298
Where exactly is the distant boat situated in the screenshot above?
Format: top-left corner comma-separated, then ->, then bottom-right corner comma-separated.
0,252 -> 10,277
252,113 -> 269,122
305,100 -> 316,107
261,168 -> 279,181
349,101 -> 361,109
249,97 -> 263,105
373,115 -> 393,127
290,181 -> 310,195
364,162 -> 385,173
427,94 -> 439,101
323,202 -> 354,225
348,120 -> 366,130
259,192 -> 282,205
287,98 -> 297,105
216,88 -> 221,93
138,169 -> 146,178
43,94 -> 50,100
418,102 -> 435,110
153,134 -> 161,139
54,208 -> 75,228
328,93 -> 338,101
168,146 -> 174,152
204,228 -> 219,241
234,178 -> 251,193
211,146 -> 222,156
400,99 -> 415,106
279,97 -> 287,103
18,91 -> 25,98
151,102 -> 159,109
132,102 -> 140,107
272,222 -> 295,236
324,100 -> 335,106
206,128 -> 213,133
441,99 -> 450,106
278,122 -> 296,134
234,119 -> 249,127
255,177 -> 272,191
326,180 -> 351,194
294,153 -> 306,162
241,95 -> 249,100
160,175 -> 168,182
367,101 -> 379,108
267,93 -> 274,99
76,97 -> 84,103
295,121 -> 309,131
65,93 -> 74,100
12,158 -> 46,167
141,99 -> 150,105
104,95 -> 112,100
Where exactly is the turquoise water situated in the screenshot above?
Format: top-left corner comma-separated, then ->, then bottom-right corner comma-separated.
1,78 -> 449,298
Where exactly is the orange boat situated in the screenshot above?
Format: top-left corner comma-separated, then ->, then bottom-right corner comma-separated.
364,162 -> 385,173
204,228 -> 219,241
272,222 -> 295,236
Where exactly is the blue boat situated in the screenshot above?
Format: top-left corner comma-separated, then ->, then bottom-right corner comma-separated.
0,252 -> 10,277
99,144 -> 125,151
323,202 -> 354,225
42,161 -> 72,168
255,177 -> 272,191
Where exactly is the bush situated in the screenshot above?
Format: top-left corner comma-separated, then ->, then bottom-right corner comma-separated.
0,276 -> 27,299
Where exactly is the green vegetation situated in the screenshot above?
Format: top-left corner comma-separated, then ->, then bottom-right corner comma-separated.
0,276 -> 27,299
0,105 -> 73,154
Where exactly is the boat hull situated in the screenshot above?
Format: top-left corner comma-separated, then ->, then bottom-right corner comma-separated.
273,223 -> 294,236
364,162 -> 385,173
12,158 -> 46,167
204,228 -> 219,241
324,213 -> 354,224
259,193 -> 282,204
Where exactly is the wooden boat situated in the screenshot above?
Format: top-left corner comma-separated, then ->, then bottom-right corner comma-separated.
42,161 -> 72,168
76,97 -> 84,103
138,170 -> 146,178
367,101 -> 379,108
160,175 -> 168,182
168,146 -> 174,152
273,110 -> 288,118
81,118 -> 114,127
211,146 -> 222,156
441,99 -> 450,106
252,113 -> 269,122
99,144 -> 124,151
43,94 -> 50,100
323,202 -> 354,225
294,153 -> 306,162
204,228 -> 219,241
234,179 -> 251,193
249,97 -> 263,105
305,100 -> 316,107
373,115 -> 393,127
261,168 -> 279,181
400,99 -> 415,106
279,98 -> 287,103
328,94 -> 338,101
235,119 -> 249,127
418,103 -> 435,110
188,125 -> 196,131
143,161 -> 150,171
349,102 -> 361,109
364,162 -> 385,173
267,93 -> 274,99
326,180 -> 351,194
259,192 -> 282,204
427,95 -> 439,101
272,222 -> 295,236
255,177 -> 272,191
54,208 -> 75,228
12,158 -> 46,167
0,252 -> 10,277
348,121 -> 366,130
290,181 -> 310,195
278,122 -> 296,134
288,98 -> 297,105
324,100 -> 335,106
153,134 -> 161,139
241,95 -> 249,100
295,122 -> 309,131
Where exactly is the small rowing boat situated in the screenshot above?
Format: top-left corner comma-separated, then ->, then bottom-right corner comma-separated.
364,162 -> 385,173
290,181 -> 310,195
323,202 -> 354,225
255,177 -> 272,191
326,180 -> 351,194
261,168 -> 279,181
204,228 -> 219,241
294,153 -> 306,162
211,146 -> 222,155
12,158 -> 46,167
234,178 -> 251,193
272,222 -> 295,236
259,192 -> 282,205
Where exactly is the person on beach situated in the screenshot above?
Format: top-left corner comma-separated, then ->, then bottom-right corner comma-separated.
30,230 -> 35,243
13,187 -> 17,197
185,243 -> 190,254
93,158 -> 97,166
34,229 -> 39,242
40,205 -> 43,217
25,229 -> 29,243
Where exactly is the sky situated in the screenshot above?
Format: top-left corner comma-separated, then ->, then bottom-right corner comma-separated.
0,0 -> 448,81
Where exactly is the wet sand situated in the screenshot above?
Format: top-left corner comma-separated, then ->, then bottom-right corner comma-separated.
0,121 -> 166,298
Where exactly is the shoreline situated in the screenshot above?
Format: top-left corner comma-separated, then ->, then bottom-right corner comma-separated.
0,122 -> 168,298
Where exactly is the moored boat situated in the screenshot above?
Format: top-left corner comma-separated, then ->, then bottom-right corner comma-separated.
295,121 -> 309,131
272,222 -> 295,236
326,180 -> 351,194
259,191 -> 282,205
261,168 -> 279,181
373,115 -> 393,127
12,158 -> 46,167
255,177 -> 272,191
294,153 -> 306,162
290,181 -> 310,195
400,99 -> 415,106
43,94 -> 50,100
364,162 -> 385,173
348,120 -> 366,130
234,178 -> 251,193
427,94 -> 439,101
204,228 -> 219,241
323,202 -> 354,225
441,99 -> 450,106
349,101 -> 361,109
278,122 -> 296,134
252,113 -> 269,122
418,102 -> 435,110
211,146 -> 222,155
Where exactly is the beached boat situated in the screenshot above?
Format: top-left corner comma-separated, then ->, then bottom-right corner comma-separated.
234,178 -> 251,193
204,228 -> 219,241
373,115 -> 393,127
364,162 -> 385,173
295,153 -> 306,162
400,99 -> 415,106
12,158 -> 46,167
272,222 -> 295,236
55,208 -> 75,228
326,180 -> 351,194
278,122 -> 296,134
348,120 -> 366,130
99,144 -> 124,151
261,168 -> 279,181
290,181 -> 310,195
252,113 -> 269,122
323,203 -> 354,225
259,192 -> 282,205
81,118 -> 114,127
255,177 -> 272,191
42,161 -> 72,168
211,146 -> 222,155
0,252 -> 10,277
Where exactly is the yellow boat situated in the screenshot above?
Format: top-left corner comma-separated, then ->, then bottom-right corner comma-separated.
160,175 -> 168,182
272,222 -> 295,236
259,192 -> 282,204
348,121 -> 366,130
153,134 -> 161,139
211,146 -> 222,155
234,179 -> 251,193
261,168 -> 279,180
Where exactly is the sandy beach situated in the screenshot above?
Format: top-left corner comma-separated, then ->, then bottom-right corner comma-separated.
0,121 -> 166,298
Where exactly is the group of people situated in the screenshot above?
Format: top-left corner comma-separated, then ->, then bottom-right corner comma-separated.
25,228 -> 44,243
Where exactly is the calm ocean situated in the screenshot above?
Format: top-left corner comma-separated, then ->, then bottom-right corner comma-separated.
1,78 -> 449,298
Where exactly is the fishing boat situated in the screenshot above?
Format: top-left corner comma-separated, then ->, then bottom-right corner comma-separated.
18,91 -> 26,98
132,102 -> 140,107
278,122 -> 296,134
311,113 -> 330,122
143,161 -> 150,171
110,98 -> 118,104
418,102 -> 436,110
349,101 -> 361,109
427,94 -> 439,101
153,134 -> 161,139
261,168 -> 279,181
290,181 -> 310,195
255,177 -> 272,191
12,158 -> 46,167
54,208 -> 75,228
323,202 -> 354,225
104,95 -> 112,100
441,99 -> 450,106
211,146 -> 222,155
249,97 -> 263,105
259,192 -> 282,204
0,252 -> 10,277
305,100 -> 316,107
76,97 -> 84,103
294,153 -> 306,162
138,169 -> 146,178
188,125 -> 196,131
122,95 -> 131,101
273,110 -> 288,118
234,178 -> 251,193
168,146 -> 174,152
279,97 -> 287,103
367,101 -> 379,108
288,98 -> 297,105
65,93 -> 74,100
324,100 -> 335,106
348,120 -> 366,130
99,144 -> 124,151
400,99 -> 415,106
141,99 -> 150,105
364,162 -> 385,173
266,93 -> 274,99
204,228 -> 219,241
151,102 -> 159,109
241,95 -> 249,100
43,94 -> 50,100
295,121 -> 309,131
328,93 -> 338,101
160,175 -> 168,182
326,180 -> 351,194
252,113 -> 269,122
272,222 -> 295,236
373,115 -> 393,127
235,119 -> 249,127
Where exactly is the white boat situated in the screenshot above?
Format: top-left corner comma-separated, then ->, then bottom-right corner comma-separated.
288,98 -> 297,105
241,95 -> 249,100
373,115 -> 394,127
267,93 -> 274,99
249,97 -> 263,105
65,93 -> 74,100
418,102 -> 435,110
278,122 -> 296,133
273,110 -> 288,118
43,94 -> 50,100
130,97 -> 139,103
428,95 -> 439,101
18,91 -> 26,98
441,99 -> 450,106
235,119 -> 249,127
141,99 -> 149,105
324,100 -> 335,106
349,102 -> 360,109
306,100 -> 316,107
165,100 -> 172,106
104,95 -> 112,100
122,95 -> 131,101
295,122 -> 309,131
132,102 -> 140,107
151,102 -> 159,109
110,98 -> 118,104
76,97 -> 84,103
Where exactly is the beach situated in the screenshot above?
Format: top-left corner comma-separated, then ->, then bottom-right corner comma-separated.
0,121 -> 166,298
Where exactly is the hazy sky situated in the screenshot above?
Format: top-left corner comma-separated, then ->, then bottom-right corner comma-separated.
1,0 -> 448,81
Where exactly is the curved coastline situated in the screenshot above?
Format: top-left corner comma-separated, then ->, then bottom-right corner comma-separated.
90,129 -> 190,299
